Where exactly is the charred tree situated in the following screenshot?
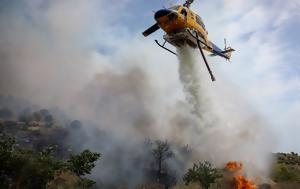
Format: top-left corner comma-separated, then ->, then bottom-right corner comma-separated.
151,140 -> 173,186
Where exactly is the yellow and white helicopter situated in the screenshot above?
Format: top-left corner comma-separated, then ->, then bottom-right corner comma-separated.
143,0 -> 235,81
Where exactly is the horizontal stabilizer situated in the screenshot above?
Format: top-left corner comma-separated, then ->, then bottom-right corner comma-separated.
143,23 -> 160,37
222,48 -> 235,54
210,41 -> 235,60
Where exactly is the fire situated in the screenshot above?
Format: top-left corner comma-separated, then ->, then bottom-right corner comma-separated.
234,176 -> 256,189
226,162 -> 243,171
225,162 -> 256,189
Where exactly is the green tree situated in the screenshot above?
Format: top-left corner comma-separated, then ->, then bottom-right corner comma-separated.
271,164 -> 300,182
0,134 -> 101,189
76,178 -> 96,188
44,114 -> 54,128
0,137 -> 65,189
183,161 -> 221,189
0,133 -> 15,188
70,120 -> 82,129
67,150 -> 101,177
32,111 -> 42,122
18,108 -> 33,124
0,108 -> 13,119
66,150 -> 100,189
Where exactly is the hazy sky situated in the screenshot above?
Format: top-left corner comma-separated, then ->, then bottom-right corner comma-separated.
103,0 -> 300,152
0,0 -> 299,152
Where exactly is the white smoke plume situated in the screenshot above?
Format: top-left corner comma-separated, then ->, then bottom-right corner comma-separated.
177,46 -> 202,118
175,45 -> 275,180
0,0 -> 276,186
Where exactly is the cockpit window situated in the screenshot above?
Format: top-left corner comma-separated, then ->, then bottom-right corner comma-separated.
169,5 -> 180,11
196,15 -> 206,31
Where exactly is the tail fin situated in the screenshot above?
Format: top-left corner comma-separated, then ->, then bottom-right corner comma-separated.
222,48 -> 235,60
222,39 -> 235,59
210,40 -> 235,60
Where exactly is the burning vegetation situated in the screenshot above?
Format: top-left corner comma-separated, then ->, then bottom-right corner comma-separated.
225,162 -> 257,189
1,97 -> 300,189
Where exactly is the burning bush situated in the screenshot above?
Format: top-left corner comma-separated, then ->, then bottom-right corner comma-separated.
224,162 -> 257,189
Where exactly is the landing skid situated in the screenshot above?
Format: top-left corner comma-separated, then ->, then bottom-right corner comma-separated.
155,40 -> 177,56
187,30 -> 216,81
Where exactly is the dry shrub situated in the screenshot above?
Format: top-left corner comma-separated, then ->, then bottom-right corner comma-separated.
47,171 -> 80,189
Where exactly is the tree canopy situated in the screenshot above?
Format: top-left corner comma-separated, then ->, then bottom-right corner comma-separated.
183,161 -> 221,189
0,133 -> 100,189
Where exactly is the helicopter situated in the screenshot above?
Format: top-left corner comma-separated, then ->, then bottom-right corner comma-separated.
142,0 -> 235,81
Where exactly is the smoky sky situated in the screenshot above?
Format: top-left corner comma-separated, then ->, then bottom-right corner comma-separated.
0,0 -> 278,185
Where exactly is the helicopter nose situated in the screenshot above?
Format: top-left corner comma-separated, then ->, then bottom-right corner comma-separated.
154,9 -> 172,20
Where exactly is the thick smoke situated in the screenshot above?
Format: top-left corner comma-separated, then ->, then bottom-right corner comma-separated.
177,46 -> 203,118
176,46 -> 217,127
176,46 -> 275,180
0,0 -> 275,186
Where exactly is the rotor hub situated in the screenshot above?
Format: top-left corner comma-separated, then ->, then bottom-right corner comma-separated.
183,0 -> 194,8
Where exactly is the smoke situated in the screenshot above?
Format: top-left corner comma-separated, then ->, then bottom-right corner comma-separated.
177,46 -> 202,118
176,45 -> 275,180
176,46 -> 217,126
0,0 -> 275,186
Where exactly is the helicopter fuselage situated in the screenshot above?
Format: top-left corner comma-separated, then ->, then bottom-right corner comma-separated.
142,2 -> 235,81
154,5 -> 212,50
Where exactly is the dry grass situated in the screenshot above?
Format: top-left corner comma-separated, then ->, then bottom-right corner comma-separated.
47,171 -> 80,189
272,182 -> 300,189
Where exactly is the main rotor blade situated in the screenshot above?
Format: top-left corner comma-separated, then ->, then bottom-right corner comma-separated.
142,23 -> 160,37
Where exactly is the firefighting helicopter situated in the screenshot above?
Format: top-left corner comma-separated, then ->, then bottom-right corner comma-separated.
142,0 -> 235,81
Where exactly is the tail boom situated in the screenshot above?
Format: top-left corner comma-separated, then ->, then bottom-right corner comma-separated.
210,42 -> 235,60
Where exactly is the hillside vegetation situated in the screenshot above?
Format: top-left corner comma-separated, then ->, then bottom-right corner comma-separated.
0,99 -> 300,189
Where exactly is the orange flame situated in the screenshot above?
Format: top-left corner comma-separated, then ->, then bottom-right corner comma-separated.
225,162 -> 256,189
226,162 -> 243,171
